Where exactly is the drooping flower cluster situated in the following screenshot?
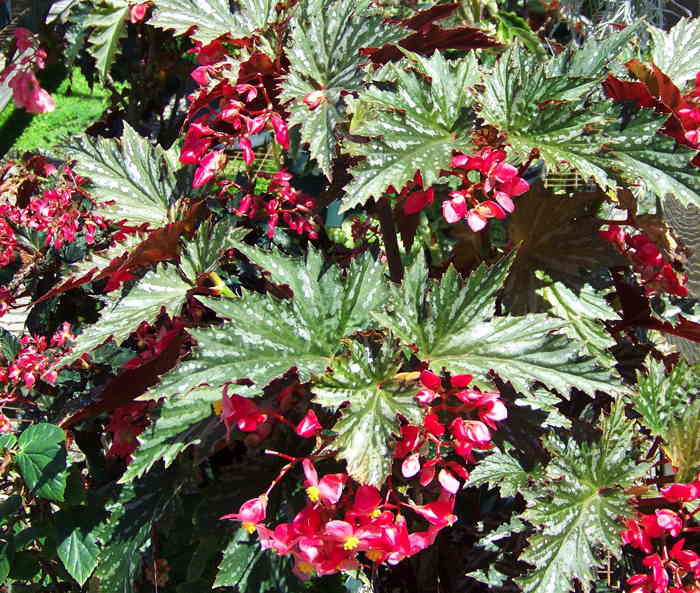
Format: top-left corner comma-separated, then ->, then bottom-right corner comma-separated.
232,170 -> 320,239
442,149 -> 530,232
0,322 -> 74,397
621,476 -> 700,593
223,462 -> 453,580
0,28 -> 55,114
221,369 -> 507,580
600,225 -> 688,297
181,43 -> 289,188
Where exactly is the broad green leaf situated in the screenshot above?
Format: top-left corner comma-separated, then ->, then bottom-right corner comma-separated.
467,447 -> 529,497
62,265 -> 191,365
0,540 -> 12,583
496,11 -> 546,60
517,402 -> 650,593
371,252 -> 516,358
63,123 -> 178,227
604,108 -> 700,210
145,249 -> 387,399
149,0 -> 278,45
280,0 -> 405,178
95,470 -> 180,593
213,528 -> 262,588
56,509 -> 100,586
0,327 -> 19,361
121,385 -> 240,483
665,398 -> 700,482
85,0 -> 129,80
633,358 -> 695,436
179,222 -> 246,282
546,24 -> 641,79
650,18 -> 700,88
313,340 -> 422,486
15,424 -> 67,502
373,256 -> 623,397
537,281 -> 619,365
342,51 -> 478,212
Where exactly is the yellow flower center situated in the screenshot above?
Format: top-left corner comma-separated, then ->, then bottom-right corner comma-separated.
306,486 -> 320,502
213,400 -> 223,416
242,522 -> 256,534
370,508 -> 381,519
366,549 -> 383,562
298,561 -> 315,575
343,536 -> 360,551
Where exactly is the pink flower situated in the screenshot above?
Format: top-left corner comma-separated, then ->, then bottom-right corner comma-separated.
302,459 -> 346,506
220,496 -> 267,533
239,137 -> 255,166
654,509 -> 682,537
295,409 -> 322,438
193,150 -> 225,188
9,71 -> 55,114
303,90 -> 326,110
129,2 -> 149,23
442,194 -> 467,223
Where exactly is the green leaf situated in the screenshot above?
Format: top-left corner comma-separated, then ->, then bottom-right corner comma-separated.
537,281 -> 619,365
650,18 -> 700,88
604,108 -> 700,210
62,122 -> 178,227
149,0 -> 278,45
478,46 -> 700,209
517,402 -> 650,593
56,509 -> 100,586
213,528 -> 262,588
0,327 -> 19,361
665,398 -> 700,483
632,358 -> 695,437
373,255 -> 623,397
0,540 -> 13,583
15,424 -> 67,502
95,470 -> 180,593
280,0 -> 405,178
467,447 -> 529,497
313,340 -> 422,486
179,222 -> 246,282
63,265 -> 191,366
496,11 -> 546,60
145,248 -> 387,400
85,0 -> 129,80
342,51 -> 478,212
0,434 -> 16,452
121,385 -> 238,483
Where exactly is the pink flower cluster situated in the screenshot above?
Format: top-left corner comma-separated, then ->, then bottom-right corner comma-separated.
395,370 -> 507,490
0,164 -> 107,271
442,149 -> 529,232
0,322 -> 74,394
223,460 -> 454,580
181,43 -> 289,189
0,28 -> 55,114
220,369 -> 506,580
621,477 -> 700,593
234,170 -> 320,239
600,225 -> 688,297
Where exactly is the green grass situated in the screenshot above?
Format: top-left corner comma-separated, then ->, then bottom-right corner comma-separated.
0,68 -> 111,155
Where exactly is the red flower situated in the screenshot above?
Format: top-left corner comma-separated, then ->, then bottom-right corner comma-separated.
221,393 -> 267,439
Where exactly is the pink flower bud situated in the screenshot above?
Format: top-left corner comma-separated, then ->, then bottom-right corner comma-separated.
295,409 -> 322,438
